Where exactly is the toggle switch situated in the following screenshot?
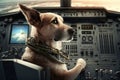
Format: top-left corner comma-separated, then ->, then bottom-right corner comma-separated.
90,51 -> 93,57
81,51 -> 84,56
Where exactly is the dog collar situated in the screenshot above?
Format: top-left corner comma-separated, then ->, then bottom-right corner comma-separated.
26,37 -> 69,64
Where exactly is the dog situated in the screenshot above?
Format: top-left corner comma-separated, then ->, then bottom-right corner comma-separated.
19,4 -> 86,80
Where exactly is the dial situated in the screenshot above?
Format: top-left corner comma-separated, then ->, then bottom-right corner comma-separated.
88,36 -> 93,41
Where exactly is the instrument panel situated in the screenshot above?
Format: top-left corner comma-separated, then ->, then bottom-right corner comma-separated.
0,7 -> 120,80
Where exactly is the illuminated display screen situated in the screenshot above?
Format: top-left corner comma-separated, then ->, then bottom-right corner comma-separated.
81,25 -> 93,30
9,24 -> 29,44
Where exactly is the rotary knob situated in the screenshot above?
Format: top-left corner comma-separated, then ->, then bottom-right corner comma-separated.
82,36 -> 86,41
88,36 -> 93,41
1,30 -> 6,38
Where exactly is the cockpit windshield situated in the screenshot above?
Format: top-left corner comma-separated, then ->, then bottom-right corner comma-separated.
0,0 -> 120,14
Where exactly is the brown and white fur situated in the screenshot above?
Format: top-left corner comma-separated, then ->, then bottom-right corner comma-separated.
19,4 -> 86,80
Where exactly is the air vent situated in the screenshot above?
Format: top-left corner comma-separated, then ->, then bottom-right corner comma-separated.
99,33 -> 115,54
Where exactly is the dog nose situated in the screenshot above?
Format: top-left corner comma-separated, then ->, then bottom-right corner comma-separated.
68,28 -> 74,35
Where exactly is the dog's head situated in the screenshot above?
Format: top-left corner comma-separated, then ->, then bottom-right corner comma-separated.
19,4 -> 74,42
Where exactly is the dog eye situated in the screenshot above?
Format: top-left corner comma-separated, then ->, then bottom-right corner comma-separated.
51,18 -> 58,24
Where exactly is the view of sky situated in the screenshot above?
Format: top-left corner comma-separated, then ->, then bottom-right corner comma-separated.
73,0 -> 120,12
0,0 -> 120,14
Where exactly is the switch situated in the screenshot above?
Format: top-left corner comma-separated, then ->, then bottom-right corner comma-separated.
90,51 -> 93,57
95,69 -> 99,79
9,17 -> 13,22
95,69 -> 99,72
0,47 -> 2,52
1,30 -> 6,38
4,23 -> 7,27
81,51 -> 84,56
85,51 -> 88,56
0,23 -> 3,26
100,69 -> 103,77
109,70 -> 113,74
4,18 -> 8,22
86,72 -> 92,80
0,36 -> 1,43
93,78 -> 97,80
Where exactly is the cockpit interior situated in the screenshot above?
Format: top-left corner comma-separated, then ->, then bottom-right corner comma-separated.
0,0 -> 120,80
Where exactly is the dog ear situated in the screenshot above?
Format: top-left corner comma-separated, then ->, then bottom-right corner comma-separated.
19,4 -> 41,27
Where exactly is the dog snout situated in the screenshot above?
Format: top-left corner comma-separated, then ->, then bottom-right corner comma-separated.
68,28 -> 74,35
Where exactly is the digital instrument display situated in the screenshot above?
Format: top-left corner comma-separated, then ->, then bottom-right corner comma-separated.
9,24 -> 29,44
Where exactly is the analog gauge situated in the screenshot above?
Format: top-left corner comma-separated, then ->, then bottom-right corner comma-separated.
88,36 -> 93,41
82,36 -> 86,41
